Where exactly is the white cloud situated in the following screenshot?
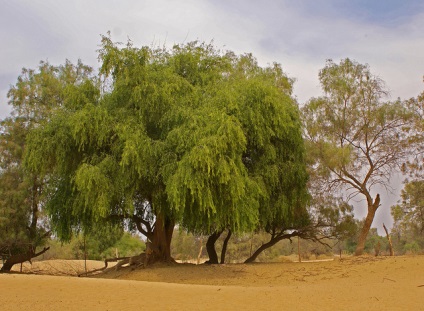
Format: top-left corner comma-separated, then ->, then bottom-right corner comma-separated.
2,0 -> 421,109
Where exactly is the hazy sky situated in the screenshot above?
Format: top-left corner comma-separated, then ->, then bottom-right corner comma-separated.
1,0 -> 423,233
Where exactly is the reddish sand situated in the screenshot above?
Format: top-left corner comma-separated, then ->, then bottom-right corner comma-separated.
1,256 -> 423,310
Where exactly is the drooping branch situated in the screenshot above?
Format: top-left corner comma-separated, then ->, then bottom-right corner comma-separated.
245,222 -> 336,264
108,214 -> 153,240
132,215 -> 153,241
244,231 -> 300,263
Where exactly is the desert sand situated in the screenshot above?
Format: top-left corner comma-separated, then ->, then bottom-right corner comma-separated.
1,256 -> 423,310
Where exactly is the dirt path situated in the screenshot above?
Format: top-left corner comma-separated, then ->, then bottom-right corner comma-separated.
2,256 -> 423,310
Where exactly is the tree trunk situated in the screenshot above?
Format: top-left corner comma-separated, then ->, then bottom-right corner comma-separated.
220,229 -> 232,264
245,236 -> 280,263
1,246 -> 50,272
28,176 -> 40,241
149,213 -> 175,263
383,223 -> 394,256
298,236 -> 301,263
197,237 -> 203,265
355,194 -> 380,256
205,230 -> 223,264
244,231 -> 300,263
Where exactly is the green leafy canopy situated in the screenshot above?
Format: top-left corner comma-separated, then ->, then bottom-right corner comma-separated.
23,35 -> 309,242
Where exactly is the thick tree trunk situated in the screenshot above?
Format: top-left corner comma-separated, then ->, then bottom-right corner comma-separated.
245,231 -> 300,263
244,233 -> 288,263
220,229 -> 232,264
244,236 -> 281,263
205,230 -> 223,264
355,194 -> 380,256
149,213 -> 175,263
1,246 -> 49,272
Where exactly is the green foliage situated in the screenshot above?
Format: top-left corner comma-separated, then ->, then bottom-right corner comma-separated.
23,35 -> 308,252
392,181 -> 424,234
403,241 -> 420,254
1,60 -> 96,264
7,60 -> 97,122
44,232 -> 145,260
390,180 -> 424,254
402,91 -> 424,179
338,219 -> 394,255
364,229 -> 388,255
302,59 -> 412,193
102,232 -> 146,258
0,121 -> 29,245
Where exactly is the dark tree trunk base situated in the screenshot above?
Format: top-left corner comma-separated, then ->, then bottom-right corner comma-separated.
355,194 -> 380,256
205,230 -> 223,264
220,229 -> 232,264
146,213 -> 175,264
1,247 -> 50,272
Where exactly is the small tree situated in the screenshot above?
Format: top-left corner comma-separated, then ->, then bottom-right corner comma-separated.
302,58 -> 414,255
0,61 -> 95,271
391,180 -> 424,251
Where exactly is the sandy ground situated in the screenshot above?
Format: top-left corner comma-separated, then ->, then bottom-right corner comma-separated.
1,256 -> 423,310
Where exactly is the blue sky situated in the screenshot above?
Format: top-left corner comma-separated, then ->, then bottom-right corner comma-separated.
1,0 -> 423,232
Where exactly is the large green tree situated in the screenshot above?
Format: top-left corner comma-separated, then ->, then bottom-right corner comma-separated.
302,58 -> 414,255
24,37 -> 311,263
1,60 -> 95,271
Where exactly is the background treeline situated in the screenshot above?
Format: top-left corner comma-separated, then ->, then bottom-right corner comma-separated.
38,216 -> 423,263
43,232 -> 145,261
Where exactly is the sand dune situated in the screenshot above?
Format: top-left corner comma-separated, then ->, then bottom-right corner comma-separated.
1,256 -> 423,310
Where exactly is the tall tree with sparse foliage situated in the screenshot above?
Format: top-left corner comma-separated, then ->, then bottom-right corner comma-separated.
302,58 -> 414,256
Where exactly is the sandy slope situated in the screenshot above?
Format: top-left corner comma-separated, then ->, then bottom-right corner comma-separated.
1,256 -> 423,311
